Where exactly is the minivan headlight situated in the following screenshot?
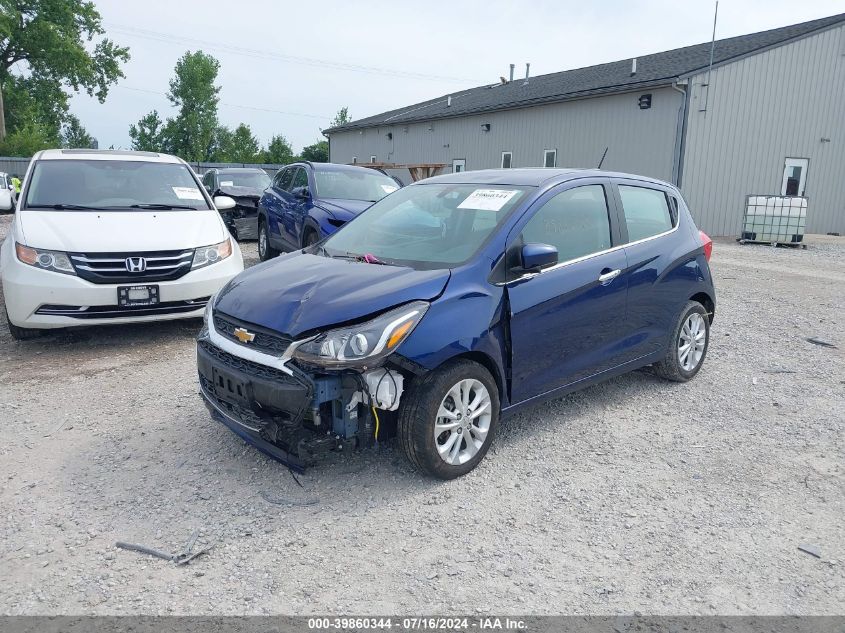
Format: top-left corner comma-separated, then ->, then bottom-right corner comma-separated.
15,243 -> 76,275
192,239 -> 232,269
292,301 -> 429,368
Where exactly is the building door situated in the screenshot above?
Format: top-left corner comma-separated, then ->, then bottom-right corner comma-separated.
781,158 -> 808,196
452,159 -> 466,173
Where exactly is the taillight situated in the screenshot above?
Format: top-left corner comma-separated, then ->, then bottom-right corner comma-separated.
699,230 -> 713,262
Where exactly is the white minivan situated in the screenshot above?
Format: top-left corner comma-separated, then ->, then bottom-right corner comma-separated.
1,149 -> 244,340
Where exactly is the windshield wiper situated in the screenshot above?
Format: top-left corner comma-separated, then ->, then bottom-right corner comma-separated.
32,204 -> 108,211
129,203 -> 198,210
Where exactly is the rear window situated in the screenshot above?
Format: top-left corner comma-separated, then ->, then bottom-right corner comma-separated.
25,160 -> 211,210
618,185 -> 675,241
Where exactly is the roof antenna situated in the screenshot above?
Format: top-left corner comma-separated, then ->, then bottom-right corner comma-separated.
702,1 -> 719,113
597,146 -> 609,169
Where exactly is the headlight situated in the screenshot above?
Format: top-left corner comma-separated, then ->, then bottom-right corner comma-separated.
192,239 -> 232,269
15,243 -> 76,275
293,301 -> 429,368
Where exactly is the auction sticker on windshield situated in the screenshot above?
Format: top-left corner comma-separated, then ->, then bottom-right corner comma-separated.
381,184 -> 399,193
457,189 -> 519,211
172,186 -> 204,200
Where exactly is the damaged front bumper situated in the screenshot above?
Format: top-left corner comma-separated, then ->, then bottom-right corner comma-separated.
196,334 -> 406,469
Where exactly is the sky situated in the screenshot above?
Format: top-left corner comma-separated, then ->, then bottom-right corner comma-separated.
70,0 -> 844,153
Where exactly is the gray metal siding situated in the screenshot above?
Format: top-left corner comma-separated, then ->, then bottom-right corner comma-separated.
682,25 -> 845,236
329,87 -> 681,182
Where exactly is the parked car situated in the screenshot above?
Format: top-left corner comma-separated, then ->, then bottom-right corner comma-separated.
257,162 -> 400,260
197,168 -> 714,478
1,149 -> 244,340
0,172 -> 16,213
201,167 -> 271,241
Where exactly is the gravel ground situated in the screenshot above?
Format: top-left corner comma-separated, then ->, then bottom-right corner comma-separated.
0,213 -> 842,615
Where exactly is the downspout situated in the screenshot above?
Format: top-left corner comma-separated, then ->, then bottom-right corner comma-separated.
671,81 -> 689,188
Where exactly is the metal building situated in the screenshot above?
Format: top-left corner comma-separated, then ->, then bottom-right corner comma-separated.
325,13 -> 845,236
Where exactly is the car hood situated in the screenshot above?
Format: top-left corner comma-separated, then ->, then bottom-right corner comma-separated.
314,198 -> 373,222
218,185 -> 263,199
18,209 -> 227,252
215,252 -> 450,338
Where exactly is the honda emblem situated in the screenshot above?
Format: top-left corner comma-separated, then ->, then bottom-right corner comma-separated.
125,256 -> 147,272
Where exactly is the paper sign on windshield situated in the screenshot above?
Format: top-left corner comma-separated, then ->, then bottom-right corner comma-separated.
220,181 -> 234,187
380,184 -> 399,194
172,187 -> 204,200
457,189 -> 519,211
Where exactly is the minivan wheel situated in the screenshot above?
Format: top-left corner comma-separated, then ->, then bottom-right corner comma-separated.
653,300 -> 710,382
398,359 -> 500,479
4,308 -> 41,341
258,220 -> 278,261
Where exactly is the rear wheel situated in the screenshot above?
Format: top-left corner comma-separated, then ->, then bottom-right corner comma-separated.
653,301 -> 710,382
258,219 -> 278,261
398,359 -> 499,479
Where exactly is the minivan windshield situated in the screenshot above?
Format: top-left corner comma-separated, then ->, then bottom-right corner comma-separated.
313,169 -> 399,202
25,160 -> 211,210
218,171 -> 271,189
322,183 -> 530,269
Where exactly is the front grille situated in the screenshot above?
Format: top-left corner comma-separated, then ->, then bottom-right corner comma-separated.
199,373 -> 264,431
214,312 -> 292,356
36,298 -> 209,319
69,249 -> 195,284
198,338 -> 296,383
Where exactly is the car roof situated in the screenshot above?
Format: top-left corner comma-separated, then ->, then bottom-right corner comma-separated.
213,167 -> 267,174
418,168 -> 676,189
34,149 -> 184,164
291,162 -> 387,175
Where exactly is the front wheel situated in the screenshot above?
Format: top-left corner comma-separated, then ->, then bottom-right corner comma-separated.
653,301 -> 710,382
258,219 -> 278,262
398,359 -> 500,479
5,308 -> 42,340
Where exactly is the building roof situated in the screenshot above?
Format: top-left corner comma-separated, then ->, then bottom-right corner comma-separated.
325,12 -> 845,134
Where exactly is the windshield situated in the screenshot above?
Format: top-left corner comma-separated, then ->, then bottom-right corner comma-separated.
218,171 -> 271,189
25,159 -> 211,210
314,169 -> 399,202
322,184 -> 531,269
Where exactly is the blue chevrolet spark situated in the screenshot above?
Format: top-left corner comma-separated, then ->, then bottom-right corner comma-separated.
197,169 -> 715,479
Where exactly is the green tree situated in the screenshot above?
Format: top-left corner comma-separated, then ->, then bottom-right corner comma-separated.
221,123 -> 260,163
61,114 -> 94,148
129,110 -> 166,152
0,0 -> 130,143
262,134 -> 294,164
329,106 -> 351,128
0,120 -> 52,155
300,140 -> 328,163
165,50 -> 221,161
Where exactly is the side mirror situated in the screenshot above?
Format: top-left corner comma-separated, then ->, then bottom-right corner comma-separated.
520,243 -> 558,272
0,191 -> 13,212
292,186 -> 310,200
214,195 -> 236,211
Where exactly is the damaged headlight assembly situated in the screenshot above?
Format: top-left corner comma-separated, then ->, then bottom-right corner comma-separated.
292,301 -> 429,369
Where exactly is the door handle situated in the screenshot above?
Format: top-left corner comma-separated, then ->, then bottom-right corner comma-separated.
598,268 -> 621,285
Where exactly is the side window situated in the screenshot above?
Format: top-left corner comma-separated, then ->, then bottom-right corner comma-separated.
618,185 -> 675,242
275,168 -> 294,191
518,184 -> 612,264
291,168 -> 309,190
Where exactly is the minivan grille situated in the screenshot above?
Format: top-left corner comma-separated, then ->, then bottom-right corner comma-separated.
69,249 -> 194,284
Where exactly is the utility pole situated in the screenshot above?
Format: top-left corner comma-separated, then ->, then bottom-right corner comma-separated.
0,81 -> 6,142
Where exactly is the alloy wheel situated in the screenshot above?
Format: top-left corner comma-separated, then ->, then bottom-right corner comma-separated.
434,379 -> 492,465
259,225 -> 267,259
678,312 -> 706,371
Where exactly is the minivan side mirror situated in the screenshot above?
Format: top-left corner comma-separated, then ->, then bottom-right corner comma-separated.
293,186 -> 310,200
520,243 -> 558,272
214,195 -> 236,211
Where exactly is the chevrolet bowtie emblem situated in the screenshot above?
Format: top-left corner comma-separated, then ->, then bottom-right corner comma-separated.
233,327 -> 256,344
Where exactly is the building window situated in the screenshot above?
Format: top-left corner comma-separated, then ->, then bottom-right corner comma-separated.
370,155 -> 377,163
543,149 -> 557,168
501,152 -> 513,169
452,159 -> 466,173
352,156 -> 357,164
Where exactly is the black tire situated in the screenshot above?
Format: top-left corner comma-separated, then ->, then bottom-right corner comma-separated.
653,300 -> 710,382
302,228 -> 319,248
397,359 -> 500,479
258,219 -> 278,261
5,308 -> 42,340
